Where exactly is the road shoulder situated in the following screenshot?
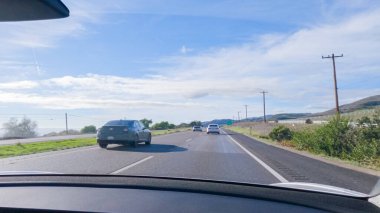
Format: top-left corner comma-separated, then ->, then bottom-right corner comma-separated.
224,128 -> 380,177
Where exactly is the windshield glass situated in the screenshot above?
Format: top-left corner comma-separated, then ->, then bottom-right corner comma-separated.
0,0 -> 379,197
104,120 -> 134,127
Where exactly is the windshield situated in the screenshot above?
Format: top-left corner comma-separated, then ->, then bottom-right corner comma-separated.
0,0 -> 379,198
104,120 -> 134,127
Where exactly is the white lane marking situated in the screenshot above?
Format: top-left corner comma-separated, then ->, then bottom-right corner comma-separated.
110,156 -> 154,175
221,129 -> 288,183
185,138 -> 192,142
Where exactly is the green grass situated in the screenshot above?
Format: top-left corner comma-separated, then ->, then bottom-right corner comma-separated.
0,128 -> 191,159
225,126 -> 268,139
0,138 -> 97,159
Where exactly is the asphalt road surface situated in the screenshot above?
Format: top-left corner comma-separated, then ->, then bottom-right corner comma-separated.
0,129 -> 378,194
0,134 -> 96,146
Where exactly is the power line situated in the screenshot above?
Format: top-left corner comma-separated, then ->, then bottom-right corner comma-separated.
322,53 -> 343,114
260,91 -> 268,123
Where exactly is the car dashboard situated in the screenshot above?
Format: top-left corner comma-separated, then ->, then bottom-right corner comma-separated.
0,175 -> 377,213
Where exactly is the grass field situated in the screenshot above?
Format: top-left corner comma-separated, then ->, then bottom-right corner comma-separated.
228,122 -> 318,137
0,138 -> 97,158
0,128 -> 191,159
309,108 -> 379,121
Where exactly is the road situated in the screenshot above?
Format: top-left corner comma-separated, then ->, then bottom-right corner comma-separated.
0,129 -> 378,194
0,134 -> 96,146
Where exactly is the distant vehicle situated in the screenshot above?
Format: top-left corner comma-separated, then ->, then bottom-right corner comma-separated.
97,120 -> 151,149
192,126 -> 202,131
206,124 -> 220,134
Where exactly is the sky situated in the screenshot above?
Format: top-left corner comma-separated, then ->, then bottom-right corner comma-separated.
0,0 -> 379,133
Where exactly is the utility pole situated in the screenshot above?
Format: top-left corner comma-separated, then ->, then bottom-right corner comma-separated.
237,111 -> 241,122
65,113 -> 68,134
260,91 -> 268,122
322,53 -> 343,114
244,105 -> 248,120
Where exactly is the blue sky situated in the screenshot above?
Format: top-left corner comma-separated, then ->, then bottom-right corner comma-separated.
0,0 -> 379,133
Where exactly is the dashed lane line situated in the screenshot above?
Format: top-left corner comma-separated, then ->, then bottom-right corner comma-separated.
110,156 -> 154,175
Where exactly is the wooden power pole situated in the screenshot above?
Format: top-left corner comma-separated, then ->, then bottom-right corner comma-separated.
322,53 -> 343,114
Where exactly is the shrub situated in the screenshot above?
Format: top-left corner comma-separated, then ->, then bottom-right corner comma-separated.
81,125 -> 97,134
269,125 -> 292,142
350,139 -> 378,164
151,121 -> 176,130
305,119 -> 313,124
3,117 -> 37,138
293,130 -> 320,153
291,114 -> 380,164
259,135 -> 269,139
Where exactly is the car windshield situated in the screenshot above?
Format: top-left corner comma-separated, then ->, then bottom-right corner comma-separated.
0,0 -> 379,198
104,120 -> 134,127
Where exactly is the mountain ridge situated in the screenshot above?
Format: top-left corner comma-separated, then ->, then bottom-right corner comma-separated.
203,94 -> 380,125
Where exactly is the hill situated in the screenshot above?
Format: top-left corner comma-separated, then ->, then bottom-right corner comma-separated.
202,95 -> 380,124
310,95 -> 380,117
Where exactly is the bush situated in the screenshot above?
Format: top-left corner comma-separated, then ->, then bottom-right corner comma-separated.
269,125 -> 292,142
151,121 -> 176,130
140,118 -> 152,128
291,114 -> 380,165
293,130 -> 321,153
305,119 -> 313,124
81,125 -> 97,134
259,135 -> 270,139
3,117 -> 38,138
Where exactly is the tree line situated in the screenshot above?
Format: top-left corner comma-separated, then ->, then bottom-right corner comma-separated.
140,118 -> 202,130
1,117 -> 202,139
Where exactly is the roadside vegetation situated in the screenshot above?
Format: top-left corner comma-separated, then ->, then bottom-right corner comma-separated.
80,125 -> 97,133
2,117 -> 38,139
226,109 -> 380,170
0,127 -> 191,159
291,113 -> 380,168
145,119 -> 201,130
0,138 -> 97,158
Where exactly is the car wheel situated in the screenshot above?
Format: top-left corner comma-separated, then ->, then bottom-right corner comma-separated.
131,135 -> 138,147
99,143 -> 107,149
145,134 -> 152,145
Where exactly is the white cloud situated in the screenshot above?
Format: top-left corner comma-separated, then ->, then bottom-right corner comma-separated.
0,90 -> 205,109
153,7 -> 380,112
180,45 -> 193,54
0,2 -> 379,123
0,73 -> 277,109
0,0 -> 124,80
0,81 -> 39,89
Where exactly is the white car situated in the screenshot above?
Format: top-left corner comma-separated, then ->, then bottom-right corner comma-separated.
192,126 -> 202,131
206,124 -> 220,134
